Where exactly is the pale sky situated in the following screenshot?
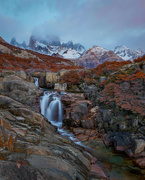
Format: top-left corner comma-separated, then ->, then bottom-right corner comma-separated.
0,0 -> 145,51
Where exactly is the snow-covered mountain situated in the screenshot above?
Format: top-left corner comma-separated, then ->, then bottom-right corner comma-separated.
114,45 -> 145,61
62,48 -> 81,59
77,46 -> 123,68
10,36 -> 144,67
62,41 -> 85,53
10,37 -> 27,49
10,36 -> 85,59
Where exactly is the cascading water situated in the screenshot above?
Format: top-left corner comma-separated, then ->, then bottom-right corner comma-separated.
36,80 -> 145,179
34,77 -> 39,87
40,91 -> 82,145
40,91 -> 63,129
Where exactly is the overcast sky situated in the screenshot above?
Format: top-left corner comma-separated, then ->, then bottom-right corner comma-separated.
0,0 -> 145,51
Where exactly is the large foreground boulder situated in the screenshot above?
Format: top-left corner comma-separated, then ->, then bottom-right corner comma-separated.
0,75 -> 42,109
0,95 -> 102,179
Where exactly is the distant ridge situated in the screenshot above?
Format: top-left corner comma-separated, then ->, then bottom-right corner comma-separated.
77,46 -> 123,68
10,36 -> 85,59
114,45 -> 145,61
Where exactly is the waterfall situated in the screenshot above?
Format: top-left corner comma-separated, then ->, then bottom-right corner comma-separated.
40,91 -> 63,128
40,91 -> 83,146
34,77 -> 39,87
40,91 -> 51,116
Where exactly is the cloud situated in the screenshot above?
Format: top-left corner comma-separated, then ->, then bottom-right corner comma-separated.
0,15 -> 23,42
0,0 -> 145,51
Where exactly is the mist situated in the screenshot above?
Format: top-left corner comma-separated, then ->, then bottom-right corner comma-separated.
0,0 -> 145,51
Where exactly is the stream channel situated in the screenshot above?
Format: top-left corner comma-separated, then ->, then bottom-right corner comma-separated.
39,85 -> 145,180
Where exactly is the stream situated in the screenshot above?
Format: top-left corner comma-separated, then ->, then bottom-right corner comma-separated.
36,76 -> 145,180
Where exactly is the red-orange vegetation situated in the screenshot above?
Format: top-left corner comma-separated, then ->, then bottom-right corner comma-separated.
92,60 -> 132,77
0,52 -> 81,72
133,55 -> 145,63
100,77 -> 145,116
98,57 -> 145,116
61,70 -> 84,85
125,71 -> 145,81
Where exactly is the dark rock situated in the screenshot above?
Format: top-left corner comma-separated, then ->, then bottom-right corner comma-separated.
138,126 -> 145,136
100,109 -> 112,123
104,132 -> 135,151
38,74 -> 46,88
81,119 -> 95,129
62,93 -> 91,128
0,160 -> 45,180
84,85 -> 99,106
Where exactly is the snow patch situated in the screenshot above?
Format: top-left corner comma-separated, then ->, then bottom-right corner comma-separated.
114,45 -> 145,61
63,48 -> 81,59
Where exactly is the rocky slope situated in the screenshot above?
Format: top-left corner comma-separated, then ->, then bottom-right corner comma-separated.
114,45 -> 145,61
0,72 -> 106,180
0,36 -> 80,71
59,56 -> 145,169
77,46 -> 123,68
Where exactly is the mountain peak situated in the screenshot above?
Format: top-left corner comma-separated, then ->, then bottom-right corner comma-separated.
61,41 -> 85,52
83,45 -> 108,56
10,37 -> 17,46
114,45 -> 145,61
78,45 -> 123,68
29,36 -> 36,49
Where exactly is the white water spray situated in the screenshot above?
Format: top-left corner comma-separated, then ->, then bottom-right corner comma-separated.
34,77 -> 39,87
40,91 -> 83,146
40,91 -> 63,128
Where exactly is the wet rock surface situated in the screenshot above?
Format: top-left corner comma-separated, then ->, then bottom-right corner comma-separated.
0,94 -> 95,179
0,74 -> 106,180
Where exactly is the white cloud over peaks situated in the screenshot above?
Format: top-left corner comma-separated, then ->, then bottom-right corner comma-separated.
0,0 -> 144,51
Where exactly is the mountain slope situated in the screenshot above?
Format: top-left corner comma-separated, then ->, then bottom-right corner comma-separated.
77,46 -> 123,68
114,45 -> 145,61
0,37 -> 81,71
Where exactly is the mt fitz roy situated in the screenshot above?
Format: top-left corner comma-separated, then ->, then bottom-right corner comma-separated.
10,36 -> 85,59
10,36 -> 145,67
